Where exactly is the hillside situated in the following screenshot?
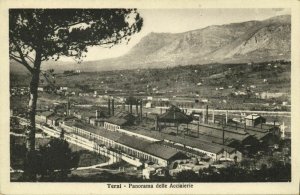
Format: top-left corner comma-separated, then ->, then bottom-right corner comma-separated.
10,15 -> 291,73
10,60 -> 291,112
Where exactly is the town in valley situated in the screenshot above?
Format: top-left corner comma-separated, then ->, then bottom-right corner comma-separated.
9,9 -> 291,182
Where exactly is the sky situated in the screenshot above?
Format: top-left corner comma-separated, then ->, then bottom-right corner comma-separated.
62,8 -> 290,62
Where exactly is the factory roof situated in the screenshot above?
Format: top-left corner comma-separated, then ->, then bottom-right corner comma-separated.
106,111 -> 135,126
36,111 -> 54,117
71,122 -> 185,160
158,105 -> 193,123
126,128 -> 235,154
116,135 -> 184,160
245,114 -> 262,120
106,117 -> 128,126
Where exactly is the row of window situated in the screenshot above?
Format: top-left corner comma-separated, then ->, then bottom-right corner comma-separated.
104,122 -> 120,131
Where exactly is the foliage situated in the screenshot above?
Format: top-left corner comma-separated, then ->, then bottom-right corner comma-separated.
176,170 -> 199,182
9,9 -> 143,67
9,9 -> 143,180
38,138 -> 79,177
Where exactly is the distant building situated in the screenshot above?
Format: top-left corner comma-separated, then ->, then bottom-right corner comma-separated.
60,86 -> 68,91
104,111 -> 135,131
145,102 -> 153,108
37,87 -> 44,92
68,122 -> 188,167
260,92 -> 287,99
35,111 -> 54,123
47,116 -> 61,126
245,114 -> 266,127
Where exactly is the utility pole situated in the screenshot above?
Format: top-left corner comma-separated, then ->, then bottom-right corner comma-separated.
222,117 -> 225,145
197,121 -> 200,138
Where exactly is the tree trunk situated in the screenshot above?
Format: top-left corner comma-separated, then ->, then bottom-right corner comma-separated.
26,72 -> 39,151
25,51 -> 41,181
26,53 -> 41,151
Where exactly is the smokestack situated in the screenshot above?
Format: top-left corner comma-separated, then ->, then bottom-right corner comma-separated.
260,117 -> 262,129
140,100 -> 143,120
130,102 -> 132,114
108,98 -> 111,116
222,125 -> 225,145
206,105 -> 208,124
197,122 -> 200,138
155,115 -> 158,131
226,111 -> 228,124
112,98 -> 114,116
66,97 -> 70,116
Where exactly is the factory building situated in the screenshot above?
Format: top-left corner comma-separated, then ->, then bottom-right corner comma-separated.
66,122 -> 188,167
245,114 -> 266,127
104,111 -> 135,131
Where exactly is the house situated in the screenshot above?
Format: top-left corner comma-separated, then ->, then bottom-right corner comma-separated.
47,116 -> 61,126
104,111 -> 135,131
37,87 -> 44,92
35,111 -> 54,123
245,114 -> 266,127
90,117 -> 106,127
60,86 -> 68,91
145,102 -> 153,108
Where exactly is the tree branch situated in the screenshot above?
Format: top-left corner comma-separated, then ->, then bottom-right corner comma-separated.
10,55 -> 34,73
11,39 -> 34,73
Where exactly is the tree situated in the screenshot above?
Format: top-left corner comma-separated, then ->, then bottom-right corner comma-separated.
9,9 -> 143,180
36,138 -> 79,180
176,170 -> 199,182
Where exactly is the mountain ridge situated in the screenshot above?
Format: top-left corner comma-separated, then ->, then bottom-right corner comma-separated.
10,14 -> 291,73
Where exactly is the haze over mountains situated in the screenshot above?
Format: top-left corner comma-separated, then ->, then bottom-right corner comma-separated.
11,15 -> 291,74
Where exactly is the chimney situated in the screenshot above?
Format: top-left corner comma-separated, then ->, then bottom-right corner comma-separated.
197,121 -> 200,138
108,98 -> 111,115
226,110 -> 228,124
66,97 -> 70,116
96,110 -> 98,119
260,117 -> 262,129
140,100 -> 143,120
130,102 -> 132,114
222,125 -> 225,145
112,98 -> 115,116
155,115 -> 158,131
206,105 -> 208,124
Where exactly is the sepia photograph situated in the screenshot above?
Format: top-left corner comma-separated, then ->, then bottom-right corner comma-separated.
1,0 -> 300,194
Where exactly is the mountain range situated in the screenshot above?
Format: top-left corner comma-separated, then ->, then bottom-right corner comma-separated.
10,14 -> 291,73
